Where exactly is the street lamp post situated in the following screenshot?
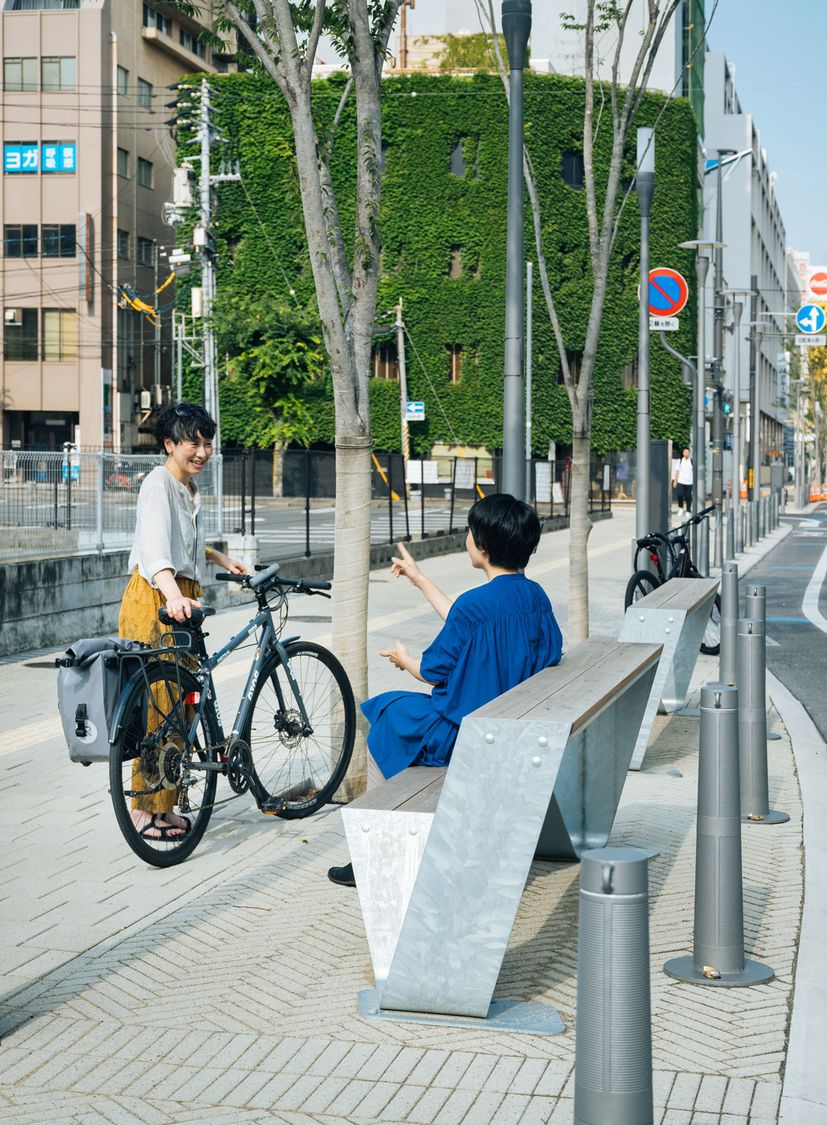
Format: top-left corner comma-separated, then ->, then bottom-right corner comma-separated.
731,300 -> 744,550
501,0 -> 531,499
636,128 -> 655,543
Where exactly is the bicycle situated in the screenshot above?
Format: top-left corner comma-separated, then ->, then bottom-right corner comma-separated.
624,504 -> 722,656
108,563 -> 356,867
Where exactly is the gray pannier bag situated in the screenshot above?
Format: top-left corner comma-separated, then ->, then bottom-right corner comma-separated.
57,637 -> 148,765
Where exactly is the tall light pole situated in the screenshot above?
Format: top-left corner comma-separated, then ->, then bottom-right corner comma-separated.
500,0 -> 531,499
731,299 -> 744,550
636,127 -> 655,541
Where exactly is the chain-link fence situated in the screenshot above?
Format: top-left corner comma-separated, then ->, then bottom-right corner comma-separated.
0,448 -> 611,564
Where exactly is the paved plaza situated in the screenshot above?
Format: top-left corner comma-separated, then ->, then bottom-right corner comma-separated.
0,508 -> 824,1123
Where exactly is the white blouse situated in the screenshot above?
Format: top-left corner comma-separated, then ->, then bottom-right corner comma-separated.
127,465 -> 205,586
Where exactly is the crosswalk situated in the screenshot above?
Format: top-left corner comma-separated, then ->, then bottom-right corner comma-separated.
254,507 -> 462,549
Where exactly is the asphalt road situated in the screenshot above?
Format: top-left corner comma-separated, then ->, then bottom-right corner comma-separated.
749,503 -> 827,741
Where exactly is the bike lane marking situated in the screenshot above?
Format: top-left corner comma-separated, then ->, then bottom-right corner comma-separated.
802,542 -> 827,637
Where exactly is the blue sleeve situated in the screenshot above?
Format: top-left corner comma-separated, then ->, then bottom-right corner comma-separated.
419,601 -> 469,685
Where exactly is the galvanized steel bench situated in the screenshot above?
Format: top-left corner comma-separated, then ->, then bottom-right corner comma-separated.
618,577 -> 719,770
342,638 -> 662,1031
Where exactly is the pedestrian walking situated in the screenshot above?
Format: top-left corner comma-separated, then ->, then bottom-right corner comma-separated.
119,402 -> 247,842
674,447 -> 694,511
327,493 -> 563,886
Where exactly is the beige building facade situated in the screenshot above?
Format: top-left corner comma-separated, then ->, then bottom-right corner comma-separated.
0,0 -> 229,452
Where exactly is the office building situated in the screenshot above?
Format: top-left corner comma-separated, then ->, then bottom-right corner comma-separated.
0,0 -> 231,452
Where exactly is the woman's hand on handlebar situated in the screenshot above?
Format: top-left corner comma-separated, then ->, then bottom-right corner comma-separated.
164,593 -> 203,623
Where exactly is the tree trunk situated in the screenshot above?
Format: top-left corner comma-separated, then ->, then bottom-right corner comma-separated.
568,421 -> 593,645
271,440 -> 286,499
332,435 -> 373,798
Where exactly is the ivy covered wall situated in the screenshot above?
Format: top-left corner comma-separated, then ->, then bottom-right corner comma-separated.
178,71 -> 699,454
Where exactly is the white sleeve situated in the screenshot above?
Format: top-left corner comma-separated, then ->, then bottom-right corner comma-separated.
135,474 -> 175,584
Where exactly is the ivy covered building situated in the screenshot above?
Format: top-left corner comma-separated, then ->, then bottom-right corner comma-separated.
178,71 -> 700,459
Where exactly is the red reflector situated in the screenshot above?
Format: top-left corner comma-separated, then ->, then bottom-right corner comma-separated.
650,553 -> 658,563
184,691 -> 200,705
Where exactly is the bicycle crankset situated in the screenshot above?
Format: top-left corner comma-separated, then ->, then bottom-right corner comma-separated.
226,739 -> 252,795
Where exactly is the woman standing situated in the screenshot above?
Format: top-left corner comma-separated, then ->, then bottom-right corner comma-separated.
120,403 -> 246,841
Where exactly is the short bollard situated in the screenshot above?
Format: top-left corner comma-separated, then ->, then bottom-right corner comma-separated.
743,584 -> 780,736
665,684 -> 774,987
725,508 -> 735,560
737,616 -> 789,825
575,847 -> 654,1125
719,560 -> 739,686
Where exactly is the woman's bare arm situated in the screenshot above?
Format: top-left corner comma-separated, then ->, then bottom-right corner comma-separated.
391,542 -> 453,620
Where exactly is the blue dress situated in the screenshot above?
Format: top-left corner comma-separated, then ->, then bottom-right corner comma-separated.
361,573 -> 563,780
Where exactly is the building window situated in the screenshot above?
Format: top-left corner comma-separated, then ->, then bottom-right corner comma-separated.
3,308 -> 38,361
372,341 -> 398,381
142,3 -> 172,35
117,148 -> 129,178
561,150 -> 584,189
450,141 -> 466,177
3,1 -> 80,7
446,344 -> 463,383
137,236 -> 155,266
42,56 -> 76,92
622,353 -> 639,389
137,77 -> 153,109
116,65 -> 129,96
137,157 -> 153,188
42,223 -> 76,258
42,309 -> 77,362
448,245 -> 462,279
3,56 -> 37,91
179,27 -> 207,59
4,223 -> 38,257
117,229 -> 130,259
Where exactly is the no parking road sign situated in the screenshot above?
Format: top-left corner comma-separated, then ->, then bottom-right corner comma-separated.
649,268 -> 689,317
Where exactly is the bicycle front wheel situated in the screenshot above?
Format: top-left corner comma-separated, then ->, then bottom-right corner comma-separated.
244,641 -> 355,819
624,569 -> 661,611
109,662 -> 219,867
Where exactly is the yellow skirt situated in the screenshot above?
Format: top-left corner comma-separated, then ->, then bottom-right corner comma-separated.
118,570 -> 202,814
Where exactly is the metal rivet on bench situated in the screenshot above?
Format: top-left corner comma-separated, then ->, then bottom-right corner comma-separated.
664,628 -> 670,634
361,824 -> 370,832
485,732 -> 495,743
532,756 -> 542,767
668,616 -> 674,623
639,615 -> 645,622
408,826 -> 418,836
537,735 -> 548,747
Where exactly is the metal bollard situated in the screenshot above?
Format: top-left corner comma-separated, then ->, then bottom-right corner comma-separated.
719,560 -> 739,686
714,507 -> 723,569
743,582 -> 779,741
575,847 -> 654,1125
726,508 -> 735,559
664,684 -> 774,987
698,517 -> 709,576
737,617 -> 789,825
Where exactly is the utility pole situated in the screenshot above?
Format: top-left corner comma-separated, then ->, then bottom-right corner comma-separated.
501,0 -> 531,500
395,299 -> 410,465
154,242 -> 161,389
636,127 -> 655,542
198,78 -> 217,432
748,275 -> 760,502
525,259 -> 533,501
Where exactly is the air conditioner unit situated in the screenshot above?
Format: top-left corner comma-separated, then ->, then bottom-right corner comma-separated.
139,389 -> 152,410
4,308 -> 21,324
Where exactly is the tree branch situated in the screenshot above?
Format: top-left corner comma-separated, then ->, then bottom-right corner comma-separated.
305,0 -> 328,73
225,0 -> 288,99
582,2 -> 600,265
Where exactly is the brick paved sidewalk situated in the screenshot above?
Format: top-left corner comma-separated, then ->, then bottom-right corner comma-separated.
0,510 -> 807,1123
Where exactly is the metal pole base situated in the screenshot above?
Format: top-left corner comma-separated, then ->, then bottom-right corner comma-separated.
742,808 -> 790,825
358,989 -> 565,1034
663,955 -> 774,987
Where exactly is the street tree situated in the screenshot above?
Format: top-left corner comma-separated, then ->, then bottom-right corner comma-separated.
178,0 -> 403,794
476,0 -> 688,643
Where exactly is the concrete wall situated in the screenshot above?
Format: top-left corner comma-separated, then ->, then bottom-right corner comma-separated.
0,511 -> 612,658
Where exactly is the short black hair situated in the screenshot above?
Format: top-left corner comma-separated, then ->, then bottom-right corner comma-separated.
467,493 -> 542,569
153,402 -> 216,449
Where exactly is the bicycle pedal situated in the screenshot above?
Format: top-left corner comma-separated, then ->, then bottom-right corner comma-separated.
260,801 -> 285,816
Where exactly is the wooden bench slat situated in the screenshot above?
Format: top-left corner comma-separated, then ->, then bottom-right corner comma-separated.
347,766 -> 446,812
632,577 -> 718,611
398,775 -> 446,813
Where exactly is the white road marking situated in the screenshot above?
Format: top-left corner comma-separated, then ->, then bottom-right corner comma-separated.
802,543 -> 827,637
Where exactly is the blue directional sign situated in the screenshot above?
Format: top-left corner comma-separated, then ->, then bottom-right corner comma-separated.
405,401 -> 425,422
795,304 -> 826,334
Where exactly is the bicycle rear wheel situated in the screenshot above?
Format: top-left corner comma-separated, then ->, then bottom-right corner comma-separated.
243,641 -> 355,819
109,662 -> 219,867
624,569 -> 661,611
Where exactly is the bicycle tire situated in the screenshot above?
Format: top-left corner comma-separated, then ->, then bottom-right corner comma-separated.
700,592 -> 722,656
109,662 -> 219,867
624,569 -> 661,611
243,641 -> 355,819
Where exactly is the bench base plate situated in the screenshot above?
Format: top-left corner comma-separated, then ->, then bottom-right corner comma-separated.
358,990 -> 565,1035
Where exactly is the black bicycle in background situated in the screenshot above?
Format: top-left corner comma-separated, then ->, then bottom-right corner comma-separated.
624,504 -> 721,655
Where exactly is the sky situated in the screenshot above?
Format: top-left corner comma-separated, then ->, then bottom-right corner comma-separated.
707,0 -> 827,261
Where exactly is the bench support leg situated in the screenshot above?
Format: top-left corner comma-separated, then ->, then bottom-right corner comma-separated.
357,989 -> 565,1034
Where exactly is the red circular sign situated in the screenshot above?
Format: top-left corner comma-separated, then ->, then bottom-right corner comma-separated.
648,267 -> 689,317
810,271 -> 827,297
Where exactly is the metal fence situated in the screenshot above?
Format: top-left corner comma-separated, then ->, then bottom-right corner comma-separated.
0,448 -> 611,563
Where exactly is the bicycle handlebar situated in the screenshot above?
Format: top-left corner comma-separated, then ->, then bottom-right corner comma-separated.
214,566 -> 332,597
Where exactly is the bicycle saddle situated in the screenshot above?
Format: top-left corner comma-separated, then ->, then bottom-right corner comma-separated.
157,605 -> 216,629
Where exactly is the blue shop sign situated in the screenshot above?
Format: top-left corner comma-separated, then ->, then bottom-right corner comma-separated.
42,143 -> 76,173
4,143 -> 39,173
